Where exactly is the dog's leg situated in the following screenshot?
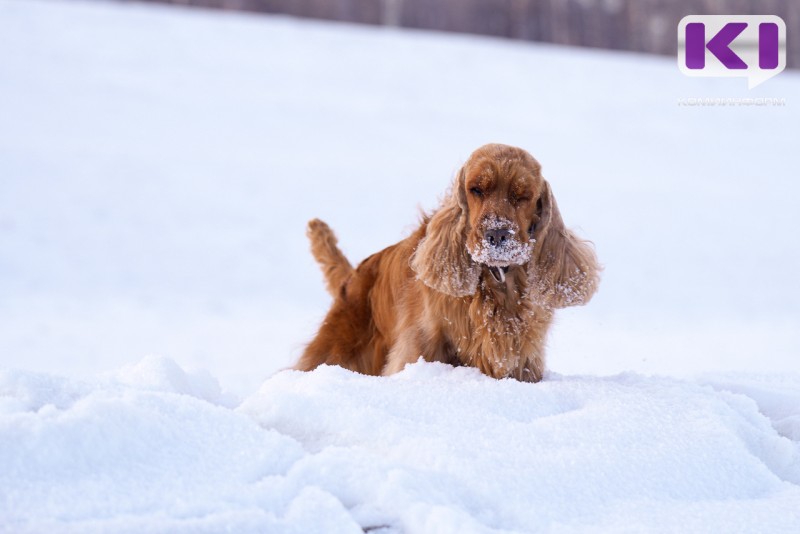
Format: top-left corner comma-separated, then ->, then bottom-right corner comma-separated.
295,298 -> 370,374
513,354 -> 545,383
307,218 -> 354,297
382,328 -> 426,376
296,250 -> 386,375
382,326 -> 458,375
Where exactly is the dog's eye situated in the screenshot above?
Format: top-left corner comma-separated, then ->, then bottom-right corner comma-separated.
512,196 -> 530,205
470,187 -> 483,197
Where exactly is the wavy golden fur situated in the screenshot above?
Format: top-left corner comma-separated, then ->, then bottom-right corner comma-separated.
294,144 -> 599,381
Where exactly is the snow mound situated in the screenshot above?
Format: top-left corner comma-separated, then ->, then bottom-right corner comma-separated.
700,373 -> 800,442
0,360 -> 314,533
104,355 -> 234,407
3,358 -> 798,532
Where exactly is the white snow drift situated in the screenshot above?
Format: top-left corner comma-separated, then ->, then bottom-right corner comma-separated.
2,357 -> 800,532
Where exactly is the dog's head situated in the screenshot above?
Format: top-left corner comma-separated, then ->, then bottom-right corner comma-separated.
460,144 -> 541,281
411,144 -> 599,308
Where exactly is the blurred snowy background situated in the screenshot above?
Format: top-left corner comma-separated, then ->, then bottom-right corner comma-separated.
1,0 -> 797,396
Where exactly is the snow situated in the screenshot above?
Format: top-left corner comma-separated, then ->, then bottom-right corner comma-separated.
3,360 -> 800,532
1,0 -> 799,531
467,215 -> 533,268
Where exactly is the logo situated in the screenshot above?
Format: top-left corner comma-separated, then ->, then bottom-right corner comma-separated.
678,15 -> 786,89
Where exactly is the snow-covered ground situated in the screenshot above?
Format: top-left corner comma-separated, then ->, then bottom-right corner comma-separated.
1,0 -> 799,531
3,357 -> 800,532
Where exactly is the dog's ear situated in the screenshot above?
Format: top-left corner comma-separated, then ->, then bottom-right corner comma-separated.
530,181 -> 600,309
411,169 -> 479,297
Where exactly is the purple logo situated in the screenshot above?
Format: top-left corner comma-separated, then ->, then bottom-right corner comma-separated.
678,16 -> 786,88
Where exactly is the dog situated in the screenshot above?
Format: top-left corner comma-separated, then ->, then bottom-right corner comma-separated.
294,144 -> 599,382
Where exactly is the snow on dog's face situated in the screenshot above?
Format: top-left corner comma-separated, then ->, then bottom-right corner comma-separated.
411,143 -> 598,305
461,145 -> 543,283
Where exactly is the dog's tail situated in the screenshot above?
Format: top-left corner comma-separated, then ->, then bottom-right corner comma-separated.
307,218 -> 354,297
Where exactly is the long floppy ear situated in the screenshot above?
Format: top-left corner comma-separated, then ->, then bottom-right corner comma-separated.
530,181 -> 600,309
410,170 -> 479,297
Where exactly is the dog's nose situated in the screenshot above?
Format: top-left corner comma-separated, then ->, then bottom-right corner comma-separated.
485,228 -> 512,247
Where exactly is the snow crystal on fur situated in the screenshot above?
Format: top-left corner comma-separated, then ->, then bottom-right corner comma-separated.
468,216 -> 533,267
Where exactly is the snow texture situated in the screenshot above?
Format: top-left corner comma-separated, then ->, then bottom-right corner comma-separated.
468,215 -> 533,267
1,0 -> 800,531
2,359 -> 800,532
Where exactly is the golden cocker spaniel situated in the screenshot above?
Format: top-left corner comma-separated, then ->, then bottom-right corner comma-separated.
294,144 -> 599,381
